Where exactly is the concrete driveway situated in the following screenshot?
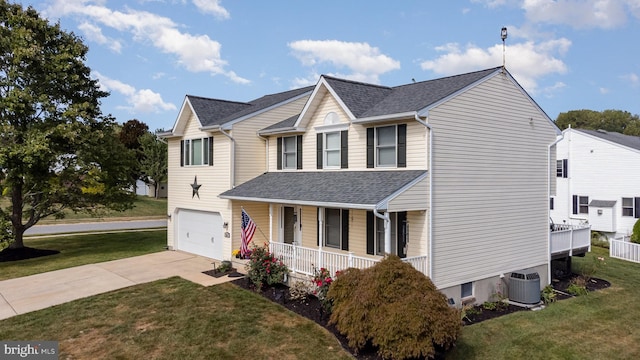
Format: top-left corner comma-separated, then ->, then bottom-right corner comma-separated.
0,251 -> 243,321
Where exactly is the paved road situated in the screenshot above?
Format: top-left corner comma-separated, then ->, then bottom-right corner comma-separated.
24,219 -> 167,236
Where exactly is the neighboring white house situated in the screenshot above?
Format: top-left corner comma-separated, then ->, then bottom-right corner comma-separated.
551,128 -> 640,240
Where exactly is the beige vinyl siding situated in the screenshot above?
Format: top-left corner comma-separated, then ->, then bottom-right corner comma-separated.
230,202 -> 270,252
302,95 -> 350,170
234,96 -> 309,184
429,73 -> 556,289
300,206 -> 319,248
167,112 -> 232,253
387,177 -> 429,211
406,211 -> 428,257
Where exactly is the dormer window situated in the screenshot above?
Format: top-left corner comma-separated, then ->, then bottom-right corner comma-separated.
315,112 -> 348,169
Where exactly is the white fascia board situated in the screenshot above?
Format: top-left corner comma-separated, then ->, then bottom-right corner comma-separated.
218,194 -> 376,210
293,77 -> 356,128
169,96 -> 200,136
257,127 -> 307,136
352,111 -> 418,124
375,171 -> 429,210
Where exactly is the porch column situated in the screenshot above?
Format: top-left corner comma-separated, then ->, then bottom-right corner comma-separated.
269,204 -> 273,243
384,216 -> 391,255
318,207 -> 324,268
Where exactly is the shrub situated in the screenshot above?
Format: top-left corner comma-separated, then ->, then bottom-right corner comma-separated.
288,279 -> 313,303
245,246 -> 289,290
591,231 -> 610,249
567,277 -> 588,296
541,285 -> 557,304
632,218 -> 640,243
327,256 -> 461,360
312,267 -> 336,311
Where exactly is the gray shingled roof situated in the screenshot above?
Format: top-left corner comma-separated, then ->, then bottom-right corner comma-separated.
324,67 -> 501,118
261,114 -> 299,132
219,170 -> 427,208
589,200 -> 617,208
188,86 -> 313,127
576,129 -> 640,151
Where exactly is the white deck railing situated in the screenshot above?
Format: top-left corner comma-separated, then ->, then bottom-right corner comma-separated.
610,238 -> 640,263
550,224 -> 591,256
270,242 -> 429,277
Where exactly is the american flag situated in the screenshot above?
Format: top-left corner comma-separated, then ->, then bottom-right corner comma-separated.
240,208 -> 256,258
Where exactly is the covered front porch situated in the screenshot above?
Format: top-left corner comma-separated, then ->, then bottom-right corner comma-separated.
220,170 -> 430,277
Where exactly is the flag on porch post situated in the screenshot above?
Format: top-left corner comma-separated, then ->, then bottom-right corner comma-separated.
240,208 -> 256,258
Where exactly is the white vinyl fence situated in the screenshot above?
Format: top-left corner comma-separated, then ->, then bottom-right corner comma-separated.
610,237 -> 640,263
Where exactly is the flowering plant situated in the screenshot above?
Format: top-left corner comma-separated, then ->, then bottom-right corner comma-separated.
246,246 -> 289,290
312,267 -> 340,312
232,249 -> 241,258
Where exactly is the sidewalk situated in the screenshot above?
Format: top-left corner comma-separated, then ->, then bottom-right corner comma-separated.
0,251 -> 243,321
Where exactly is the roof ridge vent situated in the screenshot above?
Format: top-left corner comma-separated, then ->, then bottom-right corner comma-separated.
597,129 -> 608,133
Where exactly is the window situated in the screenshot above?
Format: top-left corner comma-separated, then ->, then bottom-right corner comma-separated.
316,131 -> 348,169
622,197 -> 640,218
550,197 -> 554,210
461,282 -> 473,299
572,195 -> 589,214
556,159 -> 568,178
180,137 -> 213,166
321,208 -> 349,250
366,124 -> 406,168
277,135 -> 302,170
282,136 -> 297,169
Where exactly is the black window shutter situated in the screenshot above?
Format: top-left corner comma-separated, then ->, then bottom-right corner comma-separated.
180,140 -> 184,167
366,128 -> 374,168
397,124 -> 407,168
317,133 -> 323,169
184,139 -> 190,166
296,135 -> 303,170
341,130 -> 348,169
635,197 -> 640,219
572,195 -> 578,215
562,159 -> 568,178
341,210 -> 349,251
397,211 -> 407,258
550,197 -> 554,210
208,137 -> 214,166
366,211 -> 374,255
277,137 -> 282,170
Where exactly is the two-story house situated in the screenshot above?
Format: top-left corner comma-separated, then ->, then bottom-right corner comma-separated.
218,67 -> 562,305
551,127 -> 640,240
160,87 -> 313,260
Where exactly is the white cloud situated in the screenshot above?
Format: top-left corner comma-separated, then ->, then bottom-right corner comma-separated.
77,22 -> 122,53
94,72 -> 176,114
44,0 -> 248,84
420,38 -> 570,94
288,40 -> 401,84
621,72 -> 640,87
192,0 -> 230,19
600,87 -> 611,94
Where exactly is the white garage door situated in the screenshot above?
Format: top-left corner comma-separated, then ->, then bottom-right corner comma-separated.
176,209 -> 224,259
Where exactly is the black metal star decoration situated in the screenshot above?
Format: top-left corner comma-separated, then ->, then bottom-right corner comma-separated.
191,175 -> 202,199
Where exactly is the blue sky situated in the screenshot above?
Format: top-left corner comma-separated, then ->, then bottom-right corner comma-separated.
27,0 -> 640,131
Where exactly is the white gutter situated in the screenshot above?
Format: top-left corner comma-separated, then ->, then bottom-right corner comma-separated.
373,208 -> 391,254
413,113 -> 434,278
548,130 -> 565,285
218,127 -> 236,188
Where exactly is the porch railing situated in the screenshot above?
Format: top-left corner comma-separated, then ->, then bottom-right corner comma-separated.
550,223 -> 591,256
610,238 -> 640,263
270,242 -> 429,277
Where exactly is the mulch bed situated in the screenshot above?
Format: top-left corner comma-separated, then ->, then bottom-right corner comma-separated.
0,246 -> 60,262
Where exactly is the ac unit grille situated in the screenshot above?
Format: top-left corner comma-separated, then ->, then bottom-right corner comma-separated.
509,269 -> 540,304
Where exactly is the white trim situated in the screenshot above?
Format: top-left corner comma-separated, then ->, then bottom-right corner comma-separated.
314,123 -> 349,132
352,111 -> 417,124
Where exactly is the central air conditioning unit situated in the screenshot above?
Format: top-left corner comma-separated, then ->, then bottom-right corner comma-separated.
509,269 -> 540,304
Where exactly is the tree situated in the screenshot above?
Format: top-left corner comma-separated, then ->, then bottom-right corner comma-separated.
139,131 -> 168,199
555,109 -> 640,133
0,1 -> 137,249
119,119 -> 150,191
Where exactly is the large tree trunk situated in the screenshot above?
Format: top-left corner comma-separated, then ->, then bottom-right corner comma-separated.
8,180 -> 25,249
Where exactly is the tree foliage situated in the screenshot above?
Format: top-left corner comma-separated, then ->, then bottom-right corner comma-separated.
327,256 -> 461,360
555,109 -> 640,135
0,1 -> 136,248
139,131 -> 168,199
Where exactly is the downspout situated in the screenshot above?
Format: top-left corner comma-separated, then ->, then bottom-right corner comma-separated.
219,128 -> 236,188
373,208 -> 391,254
414,113 -> 434,278
548,131 -> 565,286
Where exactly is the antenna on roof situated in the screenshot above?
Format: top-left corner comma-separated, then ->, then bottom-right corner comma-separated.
501,27 -> 508,72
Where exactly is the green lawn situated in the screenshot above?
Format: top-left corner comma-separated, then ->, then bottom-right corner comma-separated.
0,277 -> 352,360
36,196 -> 168,224
0,230 -> 167,280
448,247 -> 640,359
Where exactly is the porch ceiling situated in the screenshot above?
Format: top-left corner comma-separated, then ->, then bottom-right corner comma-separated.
219,170 -> 427,210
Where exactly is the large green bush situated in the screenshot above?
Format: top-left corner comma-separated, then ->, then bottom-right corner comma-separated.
631,218 -> 640,243
327,256 -> 461,360
245,246 -> 289,289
